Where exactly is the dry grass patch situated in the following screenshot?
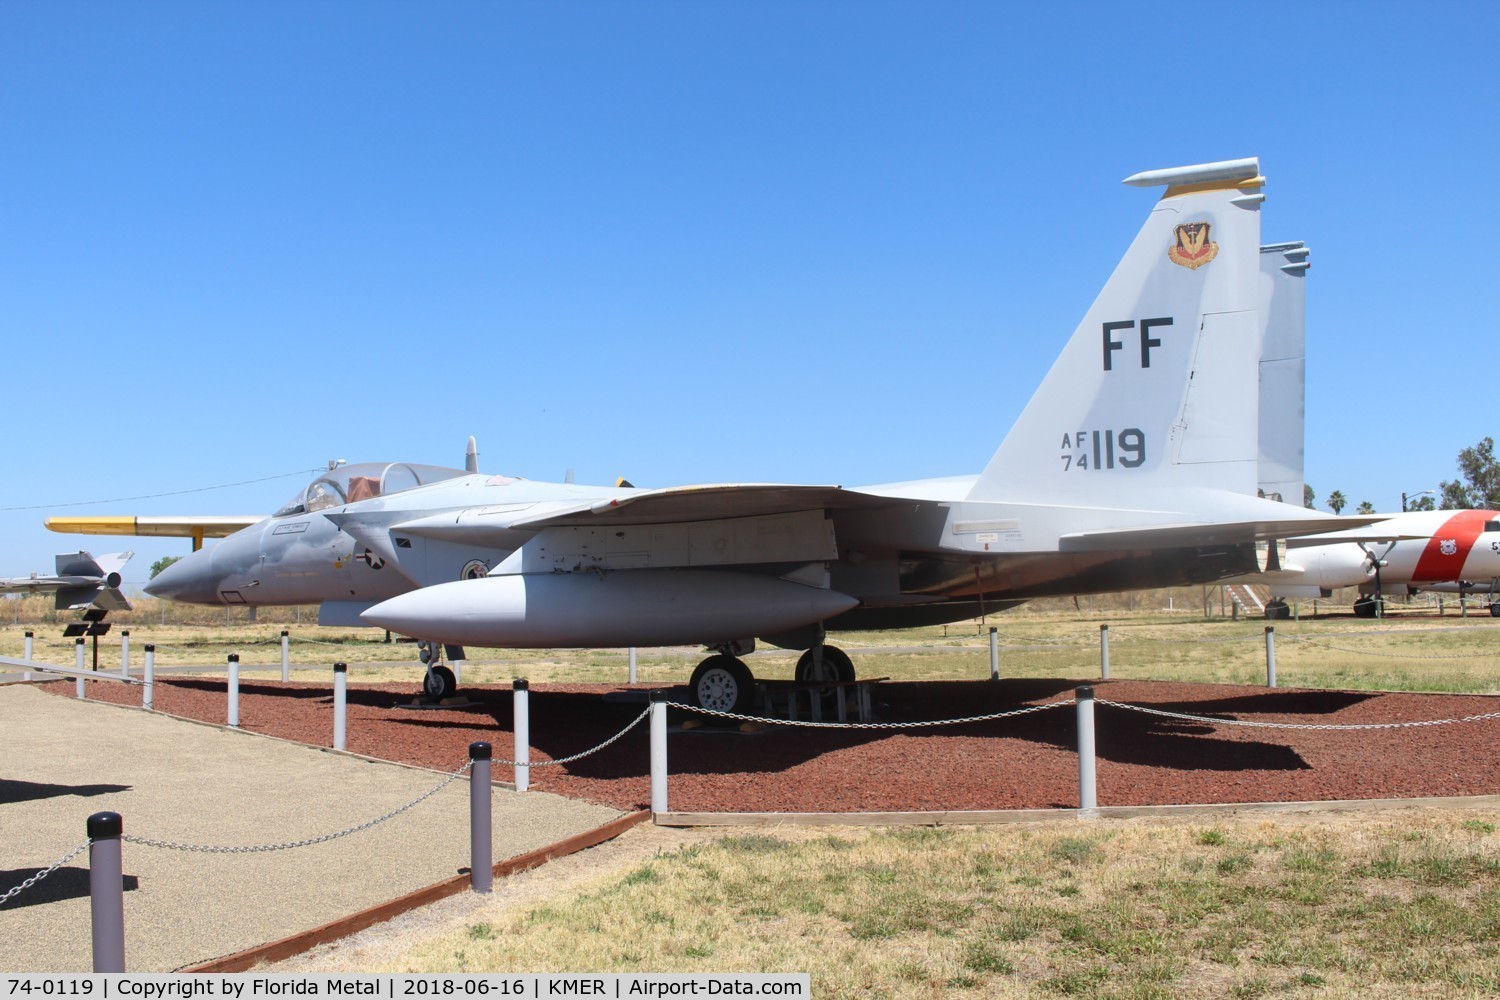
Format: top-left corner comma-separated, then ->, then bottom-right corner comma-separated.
330,810 -> 1500,998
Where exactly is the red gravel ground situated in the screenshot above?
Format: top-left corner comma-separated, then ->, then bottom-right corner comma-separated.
50,676 -> 1500,814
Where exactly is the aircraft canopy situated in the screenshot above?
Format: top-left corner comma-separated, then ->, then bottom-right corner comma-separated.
274,462 -> 468,517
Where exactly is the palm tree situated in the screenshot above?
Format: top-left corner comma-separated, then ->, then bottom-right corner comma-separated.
1356,500 -> 1375,515
1327,490 -> 1347,515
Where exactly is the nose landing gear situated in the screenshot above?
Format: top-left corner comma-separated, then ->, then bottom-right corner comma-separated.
417,640 -> 465,701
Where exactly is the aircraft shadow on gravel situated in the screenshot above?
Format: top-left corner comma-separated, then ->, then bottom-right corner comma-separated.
0,778 -> 132,805
379,679 -> 1351,779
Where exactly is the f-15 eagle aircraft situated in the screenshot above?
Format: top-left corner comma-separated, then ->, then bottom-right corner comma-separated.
0,551 -> 134,611
120,156 -> 1380,710
1233,509 -> 1500,618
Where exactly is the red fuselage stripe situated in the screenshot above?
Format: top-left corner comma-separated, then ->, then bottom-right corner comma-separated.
1410,510 -> 1497,581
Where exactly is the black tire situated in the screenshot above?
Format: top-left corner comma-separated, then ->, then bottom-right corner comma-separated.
1264,599 -> 1291,621
423,664 -> 457,700
794,645 -> 856,684
689,655 -> 755,714
1490,603 -> 1500,618
1353,597 -> 1377,619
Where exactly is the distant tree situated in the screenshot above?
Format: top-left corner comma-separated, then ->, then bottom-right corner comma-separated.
1439,437 -> 1498,509
1356,500 -> 1376,515
149,556 -> 182,579
1303,484 -> 1316,510
1327,490 -> 1347,515
1406,494 -> 1437,512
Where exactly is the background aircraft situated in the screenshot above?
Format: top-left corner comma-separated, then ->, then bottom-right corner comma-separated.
1237,509 -> 1500,617
111,156 -> 1385,710
0,551 -> 134,612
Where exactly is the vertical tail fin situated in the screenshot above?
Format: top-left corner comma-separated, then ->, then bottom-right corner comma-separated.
1257,241 -> 1309,505
968,157 -> 1266,502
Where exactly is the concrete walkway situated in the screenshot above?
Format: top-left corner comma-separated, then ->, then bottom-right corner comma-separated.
0,682 -> 624,972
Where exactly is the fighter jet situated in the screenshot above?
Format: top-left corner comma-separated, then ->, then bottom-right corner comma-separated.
117,156 -> 1382,709
0,551 -> 134,611
1233,509 -> 1500,618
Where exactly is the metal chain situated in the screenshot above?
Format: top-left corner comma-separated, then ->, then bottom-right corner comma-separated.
122,761 -> 473,854
492,706 -> 652,766
1285,635 -> 1499,660
1099,698 -> 1500,731
0,841 -> 91,907
1124,633 -> 1264,646
665,699 -> 1073,730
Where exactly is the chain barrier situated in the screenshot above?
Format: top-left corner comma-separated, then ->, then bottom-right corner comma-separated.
492,705 -> 652,766
665,699 -> 1073,730
1099,699 -> 1500,732
0,840 -> 91,907
1283,635 -> 1499,660
1111,632 -> 1263,646
122,760 -> 474,854
19,669 -> 142,686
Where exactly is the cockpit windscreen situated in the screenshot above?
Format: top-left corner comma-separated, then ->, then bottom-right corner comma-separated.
273,463 -> 468,517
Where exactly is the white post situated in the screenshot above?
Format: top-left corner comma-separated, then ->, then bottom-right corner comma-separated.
143,645 -> 155,710
23,630 -> 32,682
650,691 -> 668,816
227,654 -> 240,727
1100,624 -> 1110,680
281,630 -> 290,683
120,630 -> 130,678
628,647 -> 638,684
1076,686 -> 1097,812
988,627 -> 999,681
469,742 -> 493,893
1265,626 -> 1277,688
75,638 -> 86,699
513,679 -> 530,792
333,662 -> 347,750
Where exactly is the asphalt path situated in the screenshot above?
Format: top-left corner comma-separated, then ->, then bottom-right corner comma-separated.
0,682 -> 624,972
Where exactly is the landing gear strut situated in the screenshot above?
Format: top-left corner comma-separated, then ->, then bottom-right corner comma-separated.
416,640 -> 466,701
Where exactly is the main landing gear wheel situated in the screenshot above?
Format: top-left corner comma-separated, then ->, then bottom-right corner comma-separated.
689,654 -> 754,715
794,645 -> 855,684
1353,596 -> 1378,618
424,664 -> 457,700
1264,599 -> 1291,620
1490,603 -> 1500,618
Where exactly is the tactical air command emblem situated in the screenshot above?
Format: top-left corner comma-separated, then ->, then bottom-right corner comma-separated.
1168,221 -> 1218,269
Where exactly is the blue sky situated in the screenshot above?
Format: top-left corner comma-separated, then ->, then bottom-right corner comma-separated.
2,1 -> 1496,582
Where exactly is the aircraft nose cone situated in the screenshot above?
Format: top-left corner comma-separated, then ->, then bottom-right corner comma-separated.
143,551 -> 222,604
